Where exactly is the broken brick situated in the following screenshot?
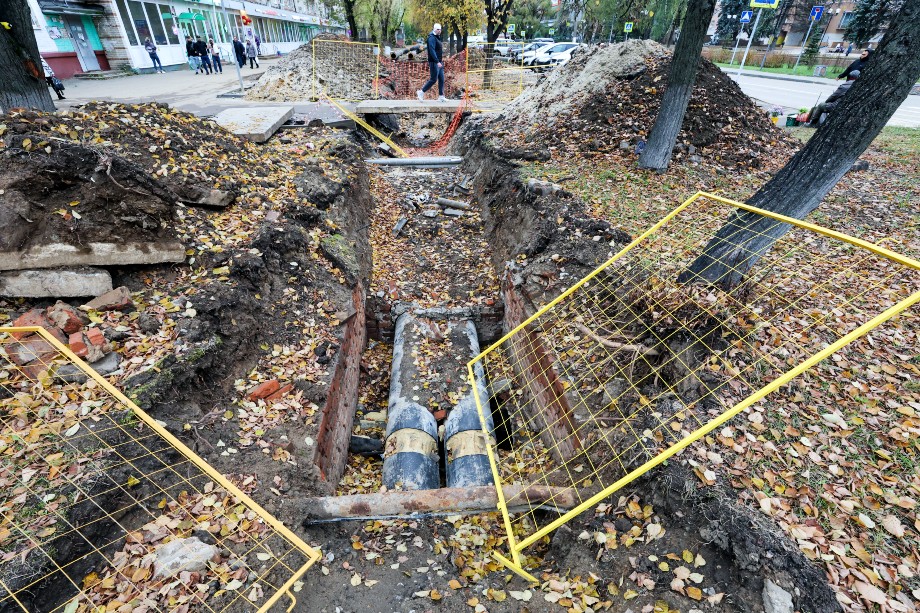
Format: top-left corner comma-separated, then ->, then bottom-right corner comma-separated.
84,327 -> 105,347
266,384 -> 294,402
81,286 -> 133,312
8,336 -> 58,366
432,409 -> 448,422
46,301 -> 86,334
69,332 -> 88,358
248,379 -> 280,401
10,309 -> 51,339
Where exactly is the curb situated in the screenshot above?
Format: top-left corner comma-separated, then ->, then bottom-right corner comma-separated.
719,67 -> 836,85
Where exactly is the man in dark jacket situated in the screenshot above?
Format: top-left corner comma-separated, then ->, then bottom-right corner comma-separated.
193,36 -> 212,74
808,70 -> 860,126
838,49 -> 871,80
416,23 -> 445,102
233,36 -> 246,69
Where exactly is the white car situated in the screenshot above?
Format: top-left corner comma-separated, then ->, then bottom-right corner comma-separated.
529,42 -> 581,70
510,40 -> 553,60
521,43 -> 559,66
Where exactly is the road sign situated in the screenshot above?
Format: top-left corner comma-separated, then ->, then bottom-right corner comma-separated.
810,5 -> 824,20
740,10 -> 753,22
507,23 -> 515,33
548,28 -> 555,35
624,22 -> 634,32
750,0 -> 780,7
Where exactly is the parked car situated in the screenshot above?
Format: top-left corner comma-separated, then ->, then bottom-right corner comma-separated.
510,39 -> 554,60
493,38 -> 515,56
530,42 -> 581,69
521,43 -> 559,67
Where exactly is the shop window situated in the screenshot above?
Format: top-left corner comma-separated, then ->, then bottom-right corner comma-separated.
115,0 -> 139,45
839,11 -> 855,28
159,4 -> 180,44
127,0 -> 151,43
143,2 -> 167,45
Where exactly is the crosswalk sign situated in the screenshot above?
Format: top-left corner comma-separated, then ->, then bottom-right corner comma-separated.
740,10 -> 753,22
624,22 -> 634,32
507,23 -> 515,33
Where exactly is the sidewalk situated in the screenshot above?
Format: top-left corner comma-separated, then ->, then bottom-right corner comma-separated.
718,66 -> 837,85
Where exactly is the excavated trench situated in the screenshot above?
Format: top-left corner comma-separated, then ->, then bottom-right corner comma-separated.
304,112 -> 841,611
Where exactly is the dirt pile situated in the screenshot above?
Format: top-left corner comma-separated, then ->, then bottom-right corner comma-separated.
496,40 -> 795,169
247,35 -> 378,101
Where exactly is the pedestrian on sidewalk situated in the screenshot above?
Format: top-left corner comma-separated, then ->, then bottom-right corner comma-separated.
41,57 -> 65,100
245,38 -> 260,68
186,37 -> 201,74
233,36 -> 246,68
208,38 -> 223,74
845,43 -> 853,56
255,34 -> 261,55
144,38 -> 164,73
416,23 -> 445,102
193,36 -> 213,74
838,48 -> 871,80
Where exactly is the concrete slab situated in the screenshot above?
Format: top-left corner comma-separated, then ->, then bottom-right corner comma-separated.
0,268 -> 113,298
213,106 -> 294,143
0,241 -> 186,271
286,102 -> 357,129
355,100 -> 461,114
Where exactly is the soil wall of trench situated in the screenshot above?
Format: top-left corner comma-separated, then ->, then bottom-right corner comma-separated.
452,117 -> 840,613
125,135 -> 374,502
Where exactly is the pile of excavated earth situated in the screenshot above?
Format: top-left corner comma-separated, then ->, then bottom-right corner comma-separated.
494,39 -> 795,169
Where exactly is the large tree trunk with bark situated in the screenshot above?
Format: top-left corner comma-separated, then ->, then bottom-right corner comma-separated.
343,0 -> 360,41
638,0 -> 716,171
680,0 -> 920,287
0,0 -> 55,113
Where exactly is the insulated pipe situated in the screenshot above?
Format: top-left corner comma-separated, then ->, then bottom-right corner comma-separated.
444,321 -> 495,488
382,313 -> 439,490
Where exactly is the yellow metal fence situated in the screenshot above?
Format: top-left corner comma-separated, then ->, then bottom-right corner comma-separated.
468,192 -> 920,581
0,327 -> 321,611
310,38 -> 525,104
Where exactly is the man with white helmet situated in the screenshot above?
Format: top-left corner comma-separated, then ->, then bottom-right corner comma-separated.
417,23 -> 446,102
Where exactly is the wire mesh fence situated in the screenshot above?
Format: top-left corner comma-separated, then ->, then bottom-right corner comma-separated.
0,327 -> 321,612
468,192 -> 920,581
465,43 -> 526,103
310,39 -> 525,105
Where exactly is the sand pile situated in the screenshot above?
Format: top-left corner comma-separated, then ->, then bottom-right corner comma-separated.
497,40 -> 794,170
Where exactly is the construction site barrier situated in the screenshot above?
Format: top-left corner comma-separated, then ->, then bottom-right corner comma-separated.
311,38 -> 525,106
468,191 -> 920,582
0,327 -> 321,612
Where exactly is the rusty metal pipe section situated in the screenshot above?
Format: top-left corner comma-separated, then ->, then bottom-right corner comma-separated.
382,313 -> 439,490
444,321 -> 494,488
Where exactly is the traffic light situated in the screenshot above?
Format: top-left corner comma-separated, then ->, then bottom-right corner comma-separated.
240,9 -> 252,25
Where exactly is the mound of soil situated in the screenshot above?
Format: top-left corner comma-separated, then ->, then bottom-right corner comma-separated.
496,40 -> 795,170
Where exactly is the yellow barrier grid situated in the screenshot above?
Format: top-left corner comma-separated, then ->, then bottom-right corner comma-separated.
465,43 -> 527,103
0,326 -> 321,611
468,191 -> 920,582
311,38 -> 381,102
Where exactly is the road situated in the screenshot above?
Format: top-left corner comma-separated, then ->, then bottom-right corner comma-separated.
724,70 -> 920,128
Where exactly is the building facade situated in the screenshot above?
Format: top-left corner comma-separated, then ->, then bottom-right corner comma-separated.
30,0 -> 343,77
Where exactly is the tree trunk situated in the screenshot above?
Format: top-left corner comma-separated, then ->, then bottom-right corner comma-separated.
680,0 -> 920,287
343,0 -> 359,41
638,0 -> 716,171
0,0 -> 56,113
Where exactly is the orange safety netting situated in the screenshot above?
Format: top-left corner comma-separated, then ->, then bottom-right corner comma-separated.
376,49 -> 468,100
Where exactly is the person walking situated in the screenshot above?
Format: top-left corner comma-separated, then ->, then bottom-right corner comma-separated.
144,37 -> 164,73
233,36 -> 246,68
838,48 -> 871,80
41,57 -> 65,100
245,38 -> 259,68
255,34 -> 261,55
193,36 -> 213,74
845,43 -> 853,56
186,36 -> 203,74
416,23 -> 445,102
208,38 -> 223,74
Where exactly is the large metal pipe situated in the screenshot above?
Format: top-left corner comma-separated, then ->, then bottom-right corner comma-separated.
382,313 -> 439,490
444,321 -> 494,488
